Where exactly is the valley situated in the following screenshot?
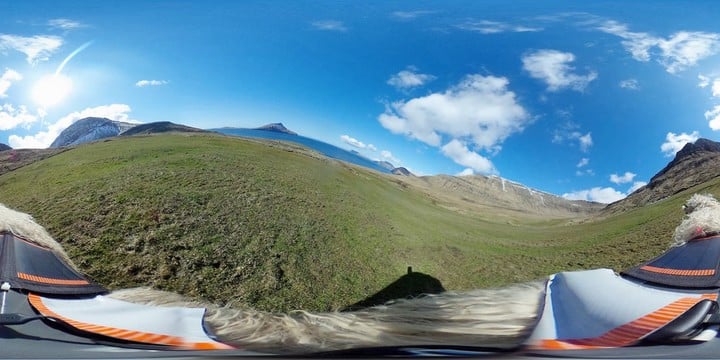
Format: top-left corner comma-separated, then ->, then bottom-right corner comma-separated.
0,132 -> 716,312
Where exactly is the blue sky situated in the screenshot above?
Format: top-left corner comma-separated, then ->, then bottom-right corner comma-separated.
2,1 -> 720,203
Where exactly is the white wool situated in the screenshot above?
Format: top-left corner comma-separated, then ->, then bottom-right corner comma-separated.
673,193 -> 720,246
108,283 -> 544,354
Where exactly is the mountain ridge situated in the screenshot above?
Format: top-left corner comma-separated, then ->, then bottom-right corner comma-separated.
399,173 -> 604,219
120,121 -> 207,136
49,118 -> 720,214
50,117 -> 137,148
606,138 -> 720,212
52,119 -> 600,214
651,138 -> 720,183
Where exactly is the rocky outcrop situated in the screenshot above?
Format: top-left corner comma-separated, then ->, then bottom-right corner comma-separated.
50,117 -> 136,148
606,138 -> 720,212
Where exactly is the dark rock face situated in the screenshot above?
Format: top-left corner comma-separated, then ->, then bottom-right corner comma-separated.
392,167 -> 413,176
651,138 -> 720,183
0,143 -> 11,151
678,138 -> 720,156
606,138 -> 720,212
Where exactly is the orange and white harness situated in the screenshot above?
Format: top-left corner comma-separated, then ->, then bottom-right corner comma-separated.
28,293 -> 234,350
527,268 -> 719,350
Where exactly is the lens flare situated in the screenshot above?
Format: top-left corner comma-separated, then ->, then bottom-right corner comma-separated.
55,41 -> 93,75
31,41 -> 92,108
32,74 -> 73,108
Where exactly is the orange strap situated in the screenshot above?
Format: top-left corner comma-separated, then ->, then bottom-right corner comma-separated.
640,265 -> 715,276
17,272 -> 90,286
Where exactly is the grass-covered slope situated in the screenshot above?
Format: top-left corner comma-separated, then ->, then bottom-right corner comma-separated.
0,133 -> 717,312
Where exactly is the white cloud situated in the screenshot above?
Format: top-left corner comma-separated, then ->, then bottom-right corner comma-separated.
515,26 -> 543,32
0,69 -> 22,98
391,10 -> 435,20
698,76 -> 720,129
0,34 -> 63,64
135,79 -> 169,87
704,106 -> 720,130
698,75 -> 720,128
712,80 -> 720,98
562,187 -> 626,204
0,104 -> 38,130
60,103 -> 139,124
48,19 -> 84,30
380,150 -> 400,164
380,74 -> 528,146
379,74 -> 528,174
699,74 -> 711,88
597,21 -> 656,62
367,144 -> 377,152
387,68 -> 435,89
610,171 -> 636,184
598,21 -> 720,74
8,133 -> 47,149
9,104 -> 138,149
563,174 -> 647,203
456,168 -> 475,176
659,32 -> 720,74
456,20 -> 542,34
577,157 -> 589,167
441,139 -> 496,174
697,74 -> 720,97
628,181 -> 647,193
619,78 -> 639,90
340,134 -> 367,149
552,125 -> 592,152
579,132 -> 593,152
311,20 -> 347,32
660,131 -> 700,157
522,49 -> 597,91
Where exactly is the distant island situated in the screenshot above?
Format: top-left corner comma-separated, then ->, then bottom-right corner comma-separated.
254,123 -> 297,136
212,124 -> 395,174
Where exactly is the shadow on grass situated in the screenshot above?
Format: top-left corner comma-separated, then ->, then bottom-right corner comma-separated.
343,267 -> 445,311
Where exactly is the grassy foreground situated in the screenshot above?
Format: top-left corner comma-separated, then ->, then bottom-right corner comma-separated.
0,133 -> 717,312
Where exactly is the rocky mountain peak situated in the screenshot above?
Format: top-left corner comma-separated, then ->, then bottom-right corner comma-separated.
651,138 -> 720,183
675,138 -> 720,159
50,117 -> 137,148
606,138 -> 720,213
392,167 -> 413,176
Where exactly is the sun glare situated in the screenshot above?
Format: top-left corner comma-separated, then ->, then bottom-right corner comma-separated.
32,74 -> 73,108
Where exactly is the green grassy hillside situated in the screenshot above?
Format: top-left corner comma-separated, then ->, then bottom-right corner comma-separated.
0,133 -> 717,312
